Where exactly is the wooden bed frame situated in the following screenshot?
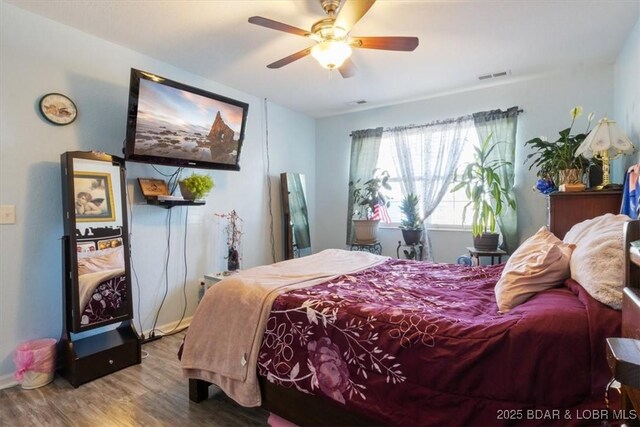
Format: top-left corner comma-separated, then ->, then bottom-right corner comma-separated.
189,219 -> 640,426
617,220 -> 640,425
189,376 -> 378,426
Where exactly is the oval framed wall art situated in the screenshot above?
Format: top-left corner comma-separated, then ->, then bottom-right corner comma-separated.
39,93 -> 77,125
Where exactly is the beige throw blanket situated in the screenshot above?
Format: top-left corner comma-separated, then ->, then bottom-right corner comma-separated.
181,249 -> 387,406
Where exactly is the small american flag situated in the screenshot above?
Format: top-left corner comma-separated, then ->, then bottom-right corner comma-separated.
372,203 -> 391,223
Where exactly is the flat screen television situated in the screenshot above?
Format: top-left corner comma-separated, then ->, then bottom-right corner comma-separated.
124,69 -> 249,171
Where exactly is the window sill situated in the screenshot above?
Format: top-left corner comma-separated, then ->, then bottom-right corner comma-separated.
379,224 -> 470,233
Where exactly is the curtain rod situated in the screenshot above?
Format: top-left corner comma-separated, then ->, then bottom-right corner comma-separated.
349,108 -> 524,137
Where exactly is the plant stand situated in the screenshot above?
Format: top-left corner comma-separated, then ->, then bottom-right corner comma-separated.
396,241 -> 424,261
466,246 -> 506,265
350,241 -> 382,255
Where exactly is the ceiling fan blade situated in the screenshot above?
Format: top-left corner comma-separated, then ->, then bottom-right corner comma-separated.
333,0 -> 376,32
351,36 -> 419,51
267,47 -> 312,69
248,16 -> 311,37
339,58 -> 357,78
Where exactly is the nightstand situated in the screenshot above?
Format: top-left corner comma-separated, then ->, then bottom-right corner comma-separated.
203,271 -> 239,290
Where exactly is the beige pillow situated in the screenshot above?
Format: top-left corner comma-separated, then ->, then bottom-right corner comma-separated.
563,214 -> 630,309
495,227 -> 575,313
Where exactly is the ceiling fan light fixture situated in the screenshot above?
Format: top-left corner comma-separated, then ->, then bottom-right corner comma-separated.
311,40 -> 352,70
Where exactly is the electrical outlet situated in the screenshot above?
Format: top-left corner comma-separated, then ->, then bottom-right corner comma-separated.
0,205 -> 16,224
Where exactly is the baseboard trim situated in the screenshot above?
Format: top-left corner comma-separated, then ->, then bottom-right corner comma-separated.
0,373 -> 18,390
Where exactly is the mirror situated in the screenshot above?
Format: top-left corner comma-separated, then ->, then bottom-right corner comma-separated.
280,173 -> 311,259
61,151 -> 133,332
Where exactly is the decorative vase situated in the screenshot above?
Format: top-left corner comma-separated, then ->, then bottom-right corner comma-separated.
352,219 -> 380,244
179,181 -> 196,200
227,247 -> 240,271
401,229 -> 422,245
558,169 -> 583,185
473,232 -> 500,251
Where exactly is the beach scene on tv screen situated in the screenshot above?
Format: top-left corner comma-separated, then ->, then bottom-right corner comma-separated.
133,79 -> 244,165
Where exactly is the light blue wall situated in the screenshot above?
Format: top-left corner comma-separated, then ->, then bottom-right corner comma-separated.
0,3 -> 316,384
614,17 -> 640,178
315,67 -> 615,262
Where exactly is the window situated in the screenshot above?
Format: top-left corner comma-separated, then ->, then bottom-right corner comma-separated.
375,125 -> 479,229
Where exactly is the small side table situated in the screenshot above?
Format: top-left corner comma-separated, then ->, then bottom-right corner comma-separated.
204,271 -> 239,290
466,247 -> 506,265
350,241 -> 382,255
397,241 -> 424,261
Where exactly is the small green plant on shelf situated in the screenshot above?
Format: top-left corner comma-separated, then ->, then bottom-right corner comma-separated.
179,173 -> 214,200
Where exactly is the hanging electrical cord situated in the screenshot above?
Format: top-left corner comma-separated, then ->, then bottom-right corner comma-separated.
150,207 -> 172,337
124,164 -> 145,337
154,206 -> 189,336
264,98 -> 276,263
151,165 -> 183,194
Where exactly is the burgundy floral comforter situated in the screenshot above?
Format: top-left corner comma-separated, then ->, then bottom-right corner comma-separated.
257,259 -> 620,426
80,274 -> 127,325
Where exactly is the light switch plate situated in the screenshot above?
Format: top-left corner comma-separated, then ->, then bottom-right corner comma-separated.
0,205 -> 16,224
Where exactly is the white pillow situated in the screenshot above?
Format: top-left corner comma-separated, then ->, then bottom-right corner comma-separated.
563,214 -> 630,310
495,227 -> 575,313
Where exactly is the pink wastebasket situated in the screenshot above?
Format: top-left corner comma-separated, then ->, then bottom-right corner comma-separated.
13,338 -> 57,389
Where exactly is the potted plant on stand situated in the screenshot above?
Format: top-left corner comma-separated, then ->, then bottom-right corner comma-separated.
179,173 -> 214,200
525,106 -> 594,192
399,193 -> 423,245
349,169 -> 392,244
451,133 -> 517,251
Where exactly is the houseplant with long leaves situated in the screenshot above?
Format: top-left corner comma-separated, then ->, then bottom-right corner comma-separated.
451,133 -> 517,251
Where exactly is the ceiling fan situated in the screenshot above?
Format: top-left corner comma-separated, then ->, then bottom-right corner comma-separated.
248,0 -> 419,78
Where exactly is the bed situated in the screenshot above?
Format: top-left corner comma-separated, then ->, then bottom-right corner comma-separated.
182,216 -> 632,426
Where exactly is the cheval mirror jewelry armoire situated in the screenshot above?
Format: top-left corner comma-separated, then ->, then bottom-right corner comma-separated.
59,151 -> 140,387
281,173 -> 311,260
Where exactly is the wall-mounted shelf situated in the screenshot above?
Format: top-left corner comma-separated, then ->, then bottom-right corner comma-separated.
145,199 -> 205,209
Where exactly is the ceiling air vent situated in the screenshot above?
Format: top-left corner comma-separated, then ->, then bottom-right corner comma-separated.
478,70 -> 511,81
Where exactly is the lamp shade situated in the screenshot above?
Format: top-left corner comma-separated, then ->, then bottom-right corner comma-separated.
311,40 -> 352,70
575,117 -> 635,159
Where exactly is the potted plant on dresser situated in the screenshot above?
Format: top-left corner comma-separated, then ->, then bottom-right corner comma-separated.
451,133 -> 516,251
525,106 -> 594,192
399,193 -> 423,245
349,169 -> 392,244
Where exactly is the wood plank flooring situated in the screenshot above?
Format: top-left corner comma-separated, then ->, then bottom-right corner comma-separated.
0,331 -> 270,426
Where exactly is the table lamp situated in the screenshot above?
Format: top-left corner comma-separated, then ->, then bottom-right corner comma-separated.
575,117 -> 635,190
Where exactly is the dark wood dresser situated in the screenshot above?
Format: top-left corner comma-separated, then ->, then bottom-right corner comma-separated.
547,190 -> 623,239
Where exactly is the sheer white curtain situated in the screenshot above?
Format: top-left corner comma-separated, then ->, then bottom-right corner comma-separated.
346,128 -> 384,244
389,118 -> 472,260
